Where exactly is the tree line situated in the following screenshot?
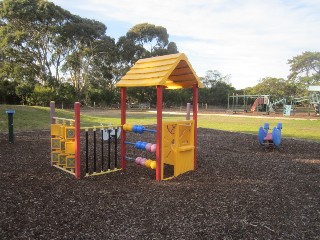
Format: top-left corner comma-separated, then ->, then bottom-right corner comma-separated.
1,0 -> 319,108
244,51 -> 320,101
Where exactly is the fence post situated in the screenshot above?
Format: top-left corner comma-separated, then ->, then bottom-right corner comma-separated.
6,110 -> 15,144
186,103 -> 191,120
50,101 -> 56,124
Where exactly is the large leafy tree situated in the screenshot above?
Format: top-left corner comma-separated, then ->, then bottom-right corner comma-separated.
201,70 -> 231,88
1,1 -> 182,106
0,0 -> 118,105
116,23 -> 178,68
164,89 -> 192,107
116,23 -> 179,104
247,77 -> 298,99
126,23 -> 170,56
199,70 -> 235,106
0,0 -> 73,85
61,33 -> 117,102
0,79 -> 20,103
288,51 -> 320,91
60,16 -> 113,95
82,36 -> 118,105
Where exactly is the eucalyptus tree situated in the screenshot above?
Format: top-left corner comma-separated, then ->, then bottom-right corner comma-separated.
60,17 -> 115,101
127,23 -> 169,56
1,0 -> 118,105
0,0 -> 73,86
198,70 -> 234,106
116,23 -> 179,104
0,78 -> 20,103
116,23 -> 178,74
288,51 -> 320,94
248,77 -> 297,99
82,35 -> 118,105
201,70 -> 231,88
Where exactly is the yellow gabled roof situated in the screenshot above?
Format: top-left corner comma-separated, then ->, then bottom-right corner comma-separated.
116,53 -> 203,89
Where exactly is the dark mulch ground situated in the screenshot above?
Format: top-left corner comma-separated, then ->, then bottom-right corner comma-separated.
1,128 -> 320,239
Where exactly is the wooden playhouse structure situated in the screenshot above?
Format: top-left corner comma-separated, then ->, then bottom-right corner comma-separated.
116,53 -> 203,180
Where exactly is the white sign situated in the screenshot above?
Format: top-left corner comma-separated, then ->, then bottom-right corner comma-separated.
102,127 -> 121,140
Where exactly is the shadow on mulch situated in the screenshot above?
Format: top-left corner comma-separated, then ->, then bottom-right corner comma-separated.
0,128 -> 320,239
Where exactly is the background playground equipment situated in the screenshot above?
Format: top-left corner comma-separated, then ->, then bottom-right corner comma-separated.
282,86 -> 320,117
227,93 -> 310,116
250,95 -> 270,113
269,98 -> 286,114
50,101 -> 121,179
269,98 -> 295,116
308,85 -> 320,116
258,122 -> 283,148
249,95 -> 288,115
227,94 -> 271,114
282,104 -> 293,116
116,53 -> 203,181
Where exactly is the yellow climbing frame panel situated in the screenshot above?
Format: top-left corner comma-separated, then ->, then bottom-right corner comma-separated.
51,123 -> 75,171
161,120 -> 195,180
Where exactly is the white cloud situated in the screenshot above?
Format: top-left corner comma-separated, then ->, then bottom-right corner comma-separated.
51,0 -> 320,89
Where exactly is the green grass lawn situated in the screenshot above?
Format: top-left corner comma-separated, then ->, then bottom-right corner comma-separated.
1,104 -> 319,142
197,114 -> 320,141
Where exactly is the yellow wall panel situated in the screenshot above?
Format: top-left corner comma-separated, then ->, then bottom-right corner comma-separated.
161,120 -> 195,179
65,141 -> 75,154
51,124 -> 61,136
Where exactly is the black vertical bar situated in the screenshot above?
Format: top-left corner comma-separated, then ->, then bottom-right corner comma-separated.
8,113 -> 14,143
114,128 -> 118,168
85,130 -> 89,174
93,129 -> 96,172
101,129 -> 104,172
108,129 -> 111,170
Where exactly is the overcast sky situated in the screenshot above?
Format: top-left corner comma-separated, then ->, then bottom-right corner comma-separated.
50,0 -> 320,89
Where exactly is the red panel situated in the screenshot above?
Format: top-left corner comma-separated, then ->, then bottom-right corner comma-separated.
120,88 -> 127,170
264,133 -> 273,141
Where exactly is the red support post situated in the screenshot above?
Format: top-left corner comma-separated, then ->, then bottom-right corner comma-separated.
74,102 -> 81,179
156,86 -> 163,181
192,84 -> 198,170
120,87 -> 127,170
